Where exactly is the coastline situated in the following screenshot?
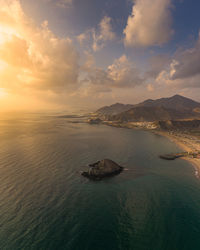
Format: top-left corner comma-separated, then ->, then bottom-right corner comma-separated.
154,130 -> 200,178
87,118 -> 200,178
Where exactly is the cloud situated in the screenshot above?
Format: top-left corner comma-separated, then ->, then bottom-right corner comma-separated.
0,0 -> 79,94
156,69 -> 200,90
170,33 -> 200,80
124,0 -> 173,47
145,54 -> 170,78
107,55 -> 144,87
147,83 -> 154,92
83,54 -> 144,94
82,51 -> 95,70
42,0 -> 73,8
153,33 -> 200,90
56,0 -> 73,8
77,16 -> 116,52
92,16 -> 116,51
99,16 -> 116,41
77,33 -> 88,46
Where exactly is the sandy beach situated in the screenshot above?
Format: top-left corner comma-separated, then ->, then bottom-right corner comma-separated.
93,120 -> 200,178
155,130 -> 200,178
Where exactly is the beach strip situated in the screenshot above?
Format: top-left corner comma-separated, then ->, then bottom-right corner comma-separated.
155,130 -> 200,178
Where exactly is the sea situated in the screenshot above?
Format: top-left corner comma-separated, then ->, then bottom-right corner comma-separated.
0,113 -> 200,250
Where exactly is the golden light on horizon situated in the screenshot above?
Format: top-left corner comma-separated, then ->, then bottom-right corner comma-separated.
0,59 -> 7,69
0,0 -> 199,112
0,23 -> 20,101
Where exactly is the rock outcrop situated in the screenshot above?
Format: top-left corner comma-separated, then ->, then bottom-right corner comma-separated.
82,159 -> 123,180
88,118 -> 102,124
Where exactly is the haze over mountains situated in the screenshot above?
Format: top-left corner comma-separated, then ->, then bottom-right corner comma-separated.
96,103 -> 134,116
95,95 -> 200,122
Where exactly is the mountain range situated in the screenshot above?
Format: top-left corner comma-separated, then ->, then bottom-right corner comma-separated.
95,95 -> 200,122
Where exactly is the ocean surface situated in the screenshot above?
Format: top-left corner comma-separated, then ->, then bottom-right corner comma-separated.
0,113 -> 200,250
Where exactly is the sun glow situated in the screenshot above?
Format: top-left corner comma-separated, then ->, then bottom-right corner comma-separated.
0,88 -> 7,98
0,26 -> 19,45
0,59 -> 7,71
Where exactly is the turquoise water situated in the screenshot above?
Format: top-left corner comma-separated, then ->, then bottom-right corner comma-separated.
0,113 -> 200,250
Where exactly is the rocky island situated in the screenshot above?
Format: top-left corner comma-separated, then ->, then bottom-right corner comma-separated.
88,118 -> 102,124
82,159 -> 123,180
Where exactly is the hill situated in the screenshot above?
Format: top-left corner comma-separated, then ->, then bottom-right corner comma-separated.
137,94 -> 200,112
95,95 -> 200,122
109,106 -> 196,122
95,103 -> 134,116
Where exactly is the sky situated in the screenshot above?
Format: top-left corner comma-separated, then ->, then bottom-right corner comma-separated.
0,0 -> 200,111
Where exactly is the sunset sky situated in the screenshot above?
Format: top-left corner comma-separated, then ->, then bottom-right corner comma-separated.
0,0 -> 200,111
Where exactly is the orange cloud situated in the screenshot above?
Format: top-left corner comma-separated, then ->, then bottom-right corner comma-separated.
0,0 -> 79,96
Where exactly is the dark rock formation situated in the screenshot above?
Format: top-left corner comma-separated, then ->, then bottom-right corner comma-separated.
159,153 -> 186,160
159,154 -> 180,160
88,118 -> 102,124
82,159 -> 123,180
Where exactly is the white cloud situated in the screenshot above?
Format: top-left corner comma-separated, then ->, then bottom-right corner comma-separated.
107,55 -> 143,87
99,16 -> 116,41
83,54 -> 144,95
153,33 -> 200,90
92,16 -> 116,51
170,33 -> 200,80
156,69 -> 200,90
124,0 -> 173,47
77,16 -> 116,52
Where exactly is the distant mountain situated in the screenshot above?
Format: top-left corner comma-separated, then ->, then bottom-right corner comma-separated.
109,106 -> 195,122
96,103 -> 134,116
95,95 -> 200,122
137,94 -> 200,112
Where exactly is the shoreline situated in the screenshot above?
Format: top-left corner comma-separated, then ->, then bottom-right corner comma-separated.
87,119 -> 200,178
154,130 -> 200,178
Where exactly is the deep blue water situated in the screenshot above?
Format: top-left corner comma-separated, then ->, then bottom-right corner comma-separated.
0,113 -> 200,250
